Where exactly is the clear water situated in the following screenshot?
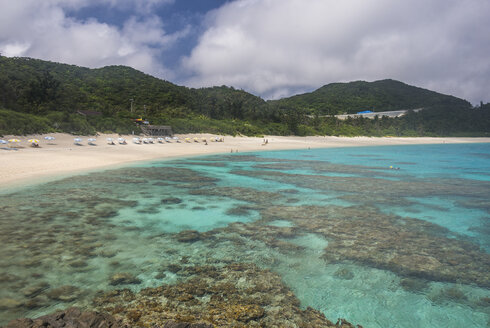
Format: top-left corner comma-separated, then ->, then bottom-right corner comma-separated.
0,143 -> 489,327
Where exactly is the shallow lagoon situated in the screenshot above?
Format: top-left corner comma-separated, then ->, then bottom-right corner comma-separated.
0,143 -> 489,327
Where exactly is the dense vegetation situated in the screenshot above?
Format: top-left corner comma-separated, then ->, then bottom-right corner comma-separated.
0,55 -> 489,137
270,79 -> 471,115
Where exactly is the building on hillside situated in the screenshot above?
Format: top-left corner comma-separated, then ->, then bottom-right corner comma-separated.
140,125 -> 173,136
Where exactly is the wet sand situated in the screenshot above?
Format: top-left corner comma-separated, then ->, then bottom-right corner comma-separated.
1,133 -> 488,189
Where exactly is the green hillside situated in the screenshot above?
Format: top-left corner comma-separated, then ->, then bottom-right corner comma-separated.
0,56 -> 273,135
0,55 -> 488,137
0,56 -> 192,114
270,79 -> 471,115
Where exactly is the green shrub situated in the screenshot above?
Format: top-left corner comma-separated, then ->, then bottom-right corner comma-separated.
0,109 -> 53,135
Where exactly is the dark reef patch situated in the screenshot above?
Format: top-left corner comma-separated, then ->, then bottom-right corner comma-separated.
92,263 -> 358,328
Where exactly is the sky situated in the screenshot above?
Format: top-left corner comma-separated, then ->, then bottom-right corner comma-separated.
0,0 -> 489,104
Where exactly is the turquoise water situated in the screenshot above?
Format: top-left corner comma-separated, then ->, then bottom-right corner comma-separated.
0,143 -> 489,326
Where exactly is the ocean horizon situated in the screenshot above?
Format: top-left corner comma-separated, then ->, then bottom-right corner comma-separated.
0,143 -> 489,327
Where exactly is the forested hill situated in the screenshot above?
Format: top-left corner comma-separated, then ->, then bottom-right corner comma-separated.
1,55 -> 488,137
0,56 -> 194,114
270,79 -> 471,115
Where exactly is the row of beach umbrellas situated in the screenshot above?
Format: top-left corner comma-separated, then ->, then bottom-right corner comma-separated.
0,136 -> 57,147
183,137 -> 224,143
1,135 -> 223,147
131,136 -> 181,144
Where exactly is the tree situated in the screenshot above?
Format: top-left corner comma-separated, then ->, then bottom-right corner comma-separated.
27,70 -> 60,111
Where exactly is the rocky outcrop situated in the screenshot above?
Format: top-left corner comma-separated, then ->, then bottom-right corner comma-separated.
3,307 -> 127,328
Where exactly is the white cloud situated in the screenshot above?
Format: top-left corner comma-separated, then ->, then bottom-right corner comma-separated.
0,42 -> 30,57
183,0 -> 490,103
0,0 -> 185,78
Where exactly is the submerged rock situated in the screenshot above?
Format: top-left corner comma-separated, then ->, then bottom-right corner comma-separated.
4,307 -> 127,328
225,206 -> 252,216
333,268 -> 355,280
162,321 -> 213,328
428,286 -> 468,305
21,283 -> 50,297
46,285 -> 81,302
109,273 -> 141,286
161,197 -> 183,205
0,298 -> 23,310
399,278 -> 429,293
176,230 -> 201,243
228,304 -> 265,322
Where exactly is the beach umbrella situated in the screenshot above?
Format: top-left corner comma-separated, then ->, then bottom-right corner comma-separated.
106,137 -> 114,145
148,138 -> 154,143
185,137 -> 191,143
157,137 -> 164,143
28,139 -> 40,147
44,136 -> 55,141
87,138 -> 96,145
74,137 -> 82,144
165,136 -> 172,142
8,138 -> 20,148
142,138 -> 149,144
118,137 -> 127,144
0,139 -> 7,144
193,137 -> 199,142
132,137 -> 141,144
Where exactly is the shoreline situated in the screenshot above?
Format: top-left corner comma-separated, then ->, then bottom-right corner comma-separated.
1,133 -> 489,191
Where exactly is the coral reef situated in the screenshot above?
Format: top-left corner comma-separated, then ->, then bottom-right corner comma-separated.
4,307 -> 127,328
1,152 -> 488,326
232,168 -> 490,207
110,273 -> 142,286
93,263 -> 357,328
256,205 -> 490,287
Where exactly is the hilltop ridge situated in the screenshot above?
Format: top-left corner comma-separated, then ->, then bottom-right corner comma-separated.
269,79 -> 470,115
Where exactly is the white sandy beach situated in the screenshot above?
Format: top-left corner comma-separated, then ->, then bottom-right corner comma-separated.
1,133 -> 489,189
